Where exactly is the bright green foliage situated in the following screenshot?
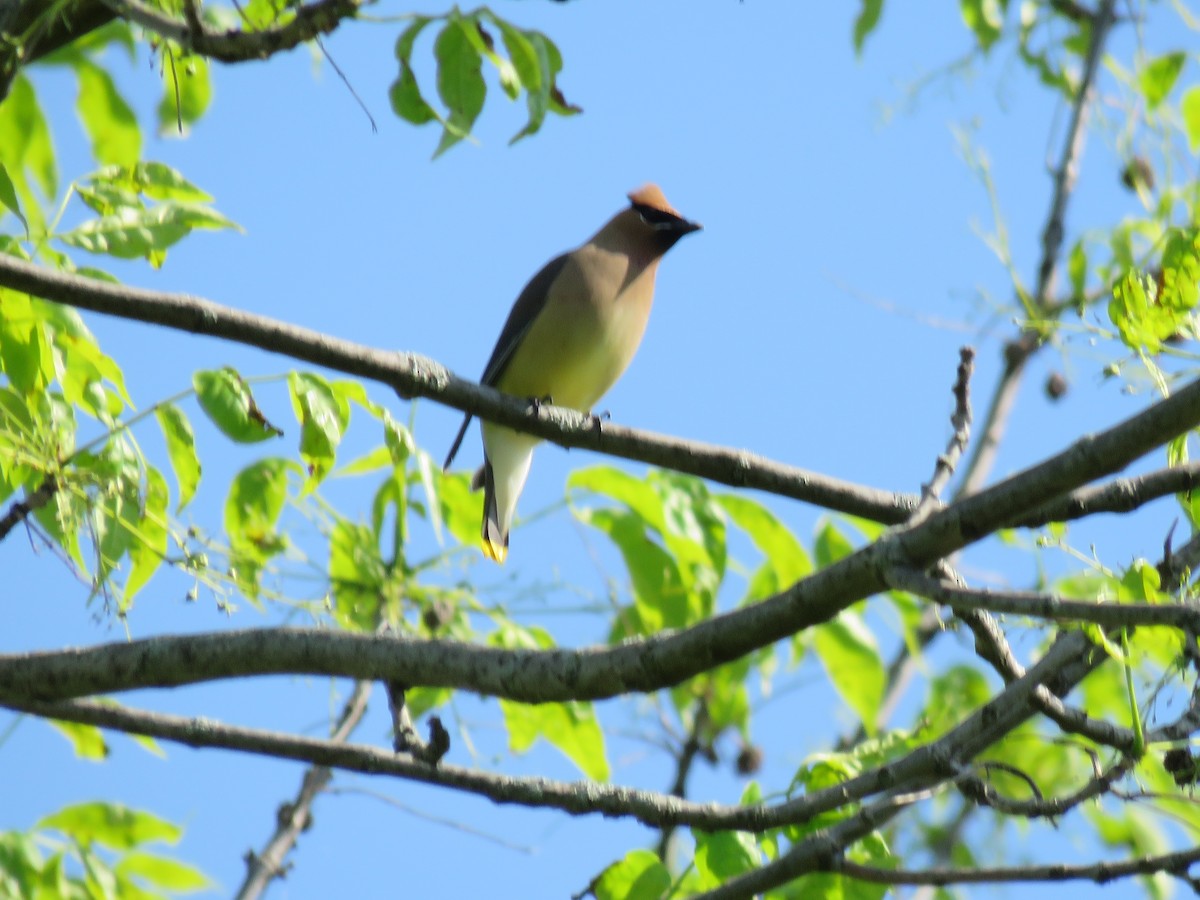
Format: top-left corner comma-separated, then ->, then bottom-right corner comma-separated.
157,55 -> 212,135
288,371 -> 350,492
571,466 -> 728,638
853,0 -> 884,55
1109,228 -> 1200,354
693,829 -> 761,888
592,849 -> 671,900
1183,86 -> 1200,152
156,403 -> 200,511
390,8 -> 579,157
812,609 -> 886,735
194,367 -> 282,444
0,802 -> 209,899
960,0 -> 1006,52
224,457 -> 295,599
1139,52 -> 1187,112
493,623 -> 610,780
0,76 -> 56,227
48,719 -> 110,761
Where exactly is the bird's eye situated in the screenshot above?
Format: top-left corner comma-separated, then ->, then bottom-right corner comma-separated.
632,203 -> 683,230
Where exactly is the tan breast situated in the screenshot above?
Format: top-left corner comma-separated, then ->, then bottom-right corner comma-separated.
496,243 -> 659,412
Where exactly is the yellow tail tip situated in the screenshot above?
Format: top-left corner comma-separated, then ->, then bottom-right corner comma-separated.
483,538 -> 507,564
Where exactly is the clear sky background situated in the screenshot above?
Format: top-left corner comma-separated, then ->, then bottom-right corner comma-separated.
2,2 -> 1190,898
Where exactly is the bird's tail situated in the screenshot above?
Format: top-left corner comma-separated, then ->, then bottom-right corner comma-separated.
481,461 -> 508,564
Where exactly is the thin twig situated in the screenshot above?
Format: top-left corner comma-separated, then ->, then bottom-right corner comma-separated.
957,0 -> 1119,498
98,0 -> 360,63
912,347 -> 976,524
235,680 -> 372,900
0,475 -> 57,541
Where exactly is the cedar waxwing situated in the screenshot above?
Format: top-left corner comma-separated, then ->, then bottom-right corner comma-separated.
443,185 -> 701,563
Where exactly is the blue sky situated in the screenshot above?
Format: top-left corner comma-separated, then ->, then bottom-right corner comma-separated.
2,1 -> 1188,897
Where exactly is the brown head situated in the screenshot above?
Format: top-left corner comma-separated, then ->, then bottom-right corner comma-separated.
590,184 -> 702,259
625,184 -> 702,254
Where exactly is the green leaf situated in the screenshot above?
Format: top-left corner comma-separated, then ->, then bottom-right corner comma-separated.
493,18 -> 541,92
500,696 -> 610,781
0,163 -> 27,231
1183,86 -> 1200,152
390,17 -> 439,126
58,202 -> 240,263
493,625 -> 609,780
437,469 -> 483,550
0,75 -> 57,204
37,803 -> 180,851
853,0 -> 884,55
1067,238 -> 1087,302
225,458 -> 290,554
288,371 -> 349,491
1108,231 -> 1200,355
113,850 -> 211,891
74,59 -> 141,167
813,610 -> 885,735
338,445 -> 392,476
156,403 -> 200,510
89,162 -> 213,203
571,466 -> 666,532
224,458 -> 293,596
651,470 -> 727,583
86,441 -> 142,590
961,0 -> 1005,51
390,64 -> 439,126
511,29 -> 578,144
593,849 -> 671,900
574,506 -> 688,634
694,830 -> 760,887
124,466 -> 169,602
814,520 -> 855,569
329,518 -> 385,630
157,54 -> 212,135
48,720 -> 109,761
193,367 -> 282,444
718,493 -> 811,594
433,17 -> 486,156
1118,558 -> 1165,604
414,449 -> 445,543
0,312 -> 53,396
1139,52 -> 1186,111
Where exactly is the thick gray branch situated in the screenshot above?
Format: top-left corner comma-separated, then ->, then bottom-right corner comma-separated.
4,372 -> 1200,704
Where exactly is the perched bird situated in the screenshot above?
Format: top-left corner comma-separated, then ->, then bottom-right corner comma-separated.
443,185 -> 701,563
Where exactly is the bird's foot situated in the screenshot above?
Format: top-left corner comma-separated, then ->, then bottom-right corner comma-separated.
586,410 -> 611,431
528,394 -> 554,415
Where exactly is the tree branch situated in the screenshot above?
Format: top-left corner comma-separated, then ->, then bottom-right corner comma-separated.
890,565 -> 1200,632
0,252 -> 915,524
837,845 -> 1200,888
4,372 -> 1200,705
234,679 -> 372,900
911,346 -> 975,524
1016,462 -> 1200,528
957,0 -> 1118,497
98,0 -> 361,63
0,625 -> 1123,838
0,474 -> 56,541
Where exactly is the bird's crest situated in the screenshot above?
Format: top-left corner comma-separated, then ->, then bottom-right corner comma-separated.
627,184 -> 680,218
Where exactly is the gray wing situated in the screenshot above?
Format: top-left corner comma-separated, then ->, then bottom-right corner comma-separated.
442,253 -> 571,471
